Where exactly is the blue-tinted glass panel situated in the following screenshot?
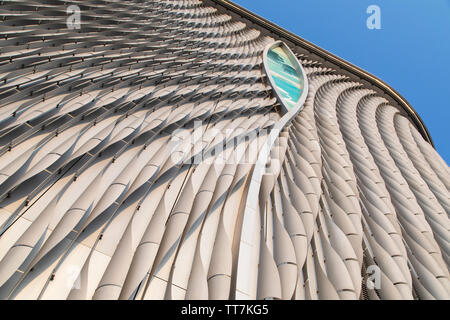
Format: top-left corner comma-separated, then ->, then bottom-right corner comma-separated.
267,46 -> 305,109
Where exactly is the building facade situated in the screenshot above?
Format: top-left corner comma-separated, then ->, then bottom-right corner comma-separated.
0,0 -> 448,300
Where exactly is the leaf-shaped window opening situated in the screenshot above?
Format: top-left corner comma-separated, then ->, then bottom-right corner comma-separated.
264,41 -> 308,115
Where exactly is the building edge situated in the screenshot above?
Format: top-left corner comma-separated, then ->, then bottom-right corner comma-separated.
207,0 -> 435,148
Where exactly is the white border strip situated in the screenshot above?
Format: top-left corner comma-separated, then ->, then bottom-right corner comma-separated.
234,41 -> 309,299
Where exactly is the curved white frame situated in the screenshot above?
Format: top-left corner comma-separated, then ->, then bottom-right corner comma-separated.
235,41 -> 309,299
262,41 -> 309,116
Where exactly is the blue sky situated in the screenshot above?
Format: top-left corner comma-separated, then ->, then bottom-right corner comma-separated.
234,0 -> 450,164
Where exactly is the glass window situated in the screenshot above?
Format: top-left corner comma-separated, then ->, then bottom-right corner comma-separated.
266,45 -> 305,110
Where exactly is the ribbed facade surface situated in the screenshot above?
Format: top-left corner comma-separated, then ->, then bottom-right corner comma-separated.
0,0 -> 448,300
